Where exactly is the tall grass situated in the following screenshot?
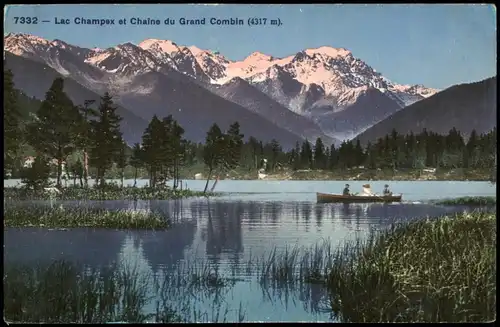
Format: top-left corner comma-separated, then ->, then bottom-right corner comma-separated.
3,259 -> 246,324
3,260 -> 154,323
256,239 -> 334,287
4,205 -> 170,230
433,196 -> 496,206
327,211 -> 496,323
3,185 -> 217,201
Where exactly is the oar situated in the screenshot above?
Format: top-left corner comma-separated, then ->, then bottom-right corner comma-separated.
373,193 -> 388,201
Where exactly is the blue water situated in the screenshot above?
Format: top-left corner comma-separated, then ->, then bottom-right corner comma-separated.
3,180 -> 496,322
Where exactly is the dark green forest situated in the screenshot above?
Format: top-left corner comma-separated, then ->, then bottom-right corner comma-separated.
4,70 -> 497,190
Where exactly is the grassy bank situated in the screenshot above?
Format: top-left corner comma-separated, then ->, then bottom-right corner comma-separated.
433,196 -> 496,206
327,211 -> 496,323
4,206 -> 170,230
3,260 -> 246,323
3,185 -> 216,201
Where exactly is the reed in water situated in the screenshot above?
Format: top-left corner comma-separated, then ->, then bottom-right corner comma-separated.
433,196 -> 496,206
326,211 -> 496,323
4,205 -> 171,230
3,184 -> 216,201
3,259 -> 247,323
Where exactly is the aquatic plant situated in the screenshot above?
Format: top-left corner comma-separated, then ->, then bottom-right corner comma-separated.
3,260 -> 153,323
3,185 -> 218,201
326,211 -> 496,323
3,259 -> 246,324
433,196 -> 496,206
255,239 -> 335,287
4,206 -> 170,230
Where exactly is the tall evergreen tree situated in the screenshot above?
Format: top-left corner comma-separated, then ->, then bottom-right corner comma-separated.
130,143 -> 144,187
116,140 -> 128,188
270,139 -> 281,172
26,77 -> 81,187
328,144 -> 338,170
71,158 -> 84,187
141,115 -> 164,188
354,139 -> 364,167
292,141 -> 301,170
4,69 -> 23,172
203,123 -> 225,193
313,137 -> 325,169
300,140 -> 313,169
223,122 -> 244,173
170,119 -> 186,189
21,156 -> 51,191
89,92 -> 123,187
75,99 -> 97,187
248,137 -> 260,169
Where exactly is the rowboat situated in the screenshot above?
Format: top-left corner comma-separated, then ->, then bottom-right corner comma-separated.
316,192 -> 403,203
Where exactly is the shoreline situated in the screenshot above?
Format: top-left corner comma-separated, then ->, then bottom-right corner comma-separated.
213,167 -> 495,182
4,168 -> 495,183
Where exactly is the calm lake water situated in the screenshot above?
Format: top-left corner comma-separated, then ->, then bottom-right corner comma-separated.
3,180 -> 496,322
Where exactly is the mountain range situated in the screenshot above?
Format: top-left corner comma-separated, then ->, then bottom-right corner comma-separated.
4,32 -> 443,147
355,76 -> 497,145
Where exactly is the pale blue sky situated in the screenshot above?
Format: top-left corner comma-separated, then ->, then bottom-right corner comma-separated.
4,4 -> 497,89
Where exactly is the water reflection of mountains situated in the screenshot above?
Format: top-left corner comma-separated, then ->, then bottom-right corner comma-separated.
5,199 -> 476,270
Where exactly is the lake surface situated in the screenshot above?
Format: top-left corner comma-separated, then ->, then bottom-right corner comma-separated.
3,180 -> 496,322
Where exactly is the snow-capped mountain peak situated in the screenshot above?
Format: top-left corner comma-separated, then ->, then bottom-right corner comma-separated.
187,45 -> 205,56
3,32 -> 441,142
304,46 -> 351,58
138,39 -> 181,55
4,32 -> 53,56
245,51 -> 274,61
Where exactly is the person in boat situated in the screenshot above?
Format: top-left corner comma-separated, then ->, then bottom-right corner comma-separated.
361,184 -> 375,196
383,184 -> 392,196
343,184 -> 351,196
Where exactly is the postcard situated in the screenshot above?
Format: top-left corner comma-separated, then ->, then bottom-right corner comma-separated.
3,4 -> 497,323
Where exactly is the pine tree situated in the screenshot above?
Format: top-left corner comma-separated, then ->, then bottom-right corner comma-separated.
207,122 -> 244,191
224,122 -> 244,172
130,143 -> 144,188
141,115 -> 163,188
116,140 -> 128,188
248,137 -> 260,169
75,99 -> 98,187
291,142 -> 300,170
26,77 -> 81,187
465,129 -> 479,168
313,137 -> 325,170
300,140 -> 313,169
170,119 -> 186,189
89,92 -> 123,188
270,139 -> 281,172
354,139 -> 364,167
329,144 -> 338,170
21,156 -> 51,191
4,69 -> 23,172
71,158 -> 84,187
364,142 -> 377,169
203,123 -> 225,193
